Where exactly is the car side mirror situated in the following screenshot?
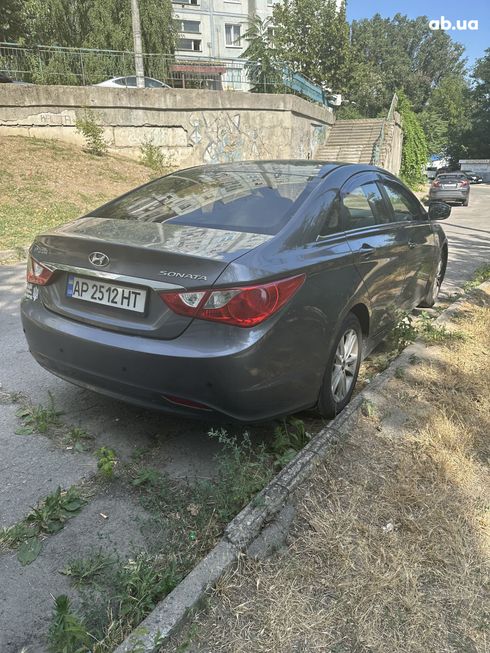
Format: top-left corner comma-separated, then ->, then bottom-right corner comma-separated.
428,201 -> 451,220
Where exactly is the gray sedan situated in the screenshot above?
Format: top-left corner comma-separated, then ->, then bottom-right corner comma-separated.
429,172 -> 470,205
21,161 -> 450,421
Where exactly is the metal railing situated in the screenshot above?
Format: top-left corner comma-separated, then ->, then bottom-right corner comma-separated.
0,42 -> 331,107
371,93 -> 398,166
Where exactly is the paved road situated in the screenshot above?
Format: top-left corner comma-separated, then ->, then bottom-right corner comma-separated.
439,185 -> 490,292
0,184 -> 488,651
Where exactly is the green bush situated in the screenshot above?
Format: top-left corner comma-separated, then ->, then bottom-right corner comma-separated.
75,109 -> 108,156
139,137 -> 172,172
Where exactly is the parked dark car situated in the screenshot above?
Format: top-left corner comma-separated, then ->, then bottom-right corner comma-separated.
429,172 -> 470,206
0,72 -> 31,84
463,170 -> 483,184
21,162 -> 450,422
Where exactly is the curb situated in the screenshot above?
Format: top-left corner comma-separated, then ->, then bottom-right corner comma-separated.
114,285 -> 488,653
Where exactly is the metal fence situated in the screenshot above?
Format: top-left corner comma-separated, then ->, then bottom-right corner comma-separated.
0,42 -> 330,107
371,93 -> 398,165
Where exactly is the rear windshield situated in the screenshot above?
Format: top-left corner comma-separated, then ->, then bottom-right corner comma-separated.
90,163 -> 323,235
437,174 -> 465,180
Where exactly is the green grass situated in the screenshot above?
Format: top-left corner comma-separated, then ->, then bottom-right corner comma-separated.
0,201 -> 81,251
0,486 -> 86,565
15,393 -> 63,435
49,424 -> 308,651
464,264 -> 490,291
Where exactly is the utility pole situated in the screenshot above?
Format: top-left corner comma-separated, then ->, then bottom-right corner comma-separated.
130,0 -> 145,88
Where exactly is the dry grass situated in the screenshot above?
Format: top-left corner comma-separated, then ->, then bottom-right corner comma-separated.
0,135 -> 153,251
166,299 -> 490,653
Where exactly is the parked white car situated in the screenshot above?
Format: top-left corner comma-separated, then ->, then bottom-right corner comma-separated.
95,76 -> 170,89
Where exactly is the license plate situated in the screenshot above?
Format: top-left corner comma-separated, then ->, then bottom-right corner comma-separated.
67,275 -> 147,313
442,184 -> 457,188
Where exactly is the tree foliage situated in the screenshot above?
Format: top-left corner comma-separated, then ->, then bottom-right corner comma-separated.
348,14 -> 465,116
457,49 -> 490,159
419,75 -> 472,157
272,0 -> 350,89
0,0 -> 25,41
241,16 -> 284,93
397,91 -> 428,188
16,0 -> 175,54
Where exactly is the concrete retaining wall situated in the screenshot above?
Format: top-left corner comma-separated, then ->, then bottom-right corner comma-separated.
0,86 -> 334,166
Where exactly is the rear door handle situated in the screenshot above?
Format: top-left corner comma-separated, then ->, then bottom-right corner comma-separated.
408,240 -> 416,249
360,243 -> 376,259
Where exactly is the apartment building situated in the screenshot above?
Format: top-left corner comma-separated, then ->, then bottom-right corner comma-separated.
170,0 -> 342,89
172,0 -> 275,60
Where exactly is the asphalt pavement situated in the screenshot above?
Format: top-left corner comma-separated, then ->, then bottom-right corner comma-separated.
0,184 -> 488,652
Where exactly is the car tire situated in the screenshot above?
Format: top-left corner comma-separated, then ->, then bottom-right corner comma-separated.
418,250 -> 446,308
317,313 -> 362,418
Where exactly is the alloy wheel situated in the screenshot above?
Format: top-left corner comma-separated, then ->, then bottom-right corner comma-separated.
331,328 -> 359,402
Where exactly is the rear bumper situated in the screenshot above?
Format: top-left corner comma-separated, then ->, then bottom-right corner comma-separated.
429,189 -> 469,202
21,298 -> 327,422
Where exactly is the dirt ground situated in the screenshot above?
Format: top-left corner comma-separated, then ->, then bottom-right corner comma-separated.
165,291 -> 490,653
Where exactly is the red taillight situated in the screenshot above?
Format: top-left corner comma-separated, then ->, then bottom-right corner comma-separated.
160,274 -> 305,328
432,180 -> 441,188
27,256 -> 54,285
459,179 -> 469,187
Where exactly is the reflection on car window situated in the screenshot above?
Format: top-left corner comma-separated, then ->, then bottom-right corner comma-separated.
342,183 -> 389,229
382,183 -> 421,222
89,163 -> 324,236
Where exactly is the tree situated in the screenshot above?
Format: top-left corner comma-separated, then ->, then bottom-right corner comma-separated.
460,49 -> 490,159
241,15 -> 283,93
0,0 -> 25,41
348,14 -> 466,116
12,0 -> 176,84
272,0 -> 351,90
419,75 -> 472,157
20,0 -> 175,54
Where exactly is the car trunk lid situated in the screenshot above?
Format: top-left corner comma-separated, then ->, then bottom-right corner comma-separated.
32,217 -> 272,340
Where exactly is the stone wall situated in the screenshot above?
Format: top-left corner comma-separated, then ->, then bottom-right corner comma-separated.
0,86 -> 334,166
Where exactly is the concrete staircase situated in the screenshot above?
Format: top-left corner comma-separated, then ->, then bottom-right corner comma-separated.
315,118 -> 385,164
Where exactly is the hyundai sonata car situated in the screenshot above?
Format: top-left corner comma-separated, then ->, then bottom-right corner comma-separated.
21,161 -> 450,421
430,172 -> 470,205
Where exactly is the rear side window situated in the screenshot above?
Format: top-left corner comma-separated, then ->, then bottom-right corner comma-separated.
341,182 -> 390,230
90,164 -> 323,236
382,182 -> 422,222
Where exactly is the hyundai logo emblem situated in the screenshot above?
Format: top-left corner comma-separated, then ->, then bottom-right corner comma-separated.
89,252 -> 110,267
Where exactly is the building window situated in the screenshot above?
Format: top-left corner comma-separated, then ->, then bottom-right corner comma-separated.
175,19 -> 200,33
225,24 -> 241,47
267,0 -> 274,6
172,0 -> 199,5
177,38 -> 202,51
